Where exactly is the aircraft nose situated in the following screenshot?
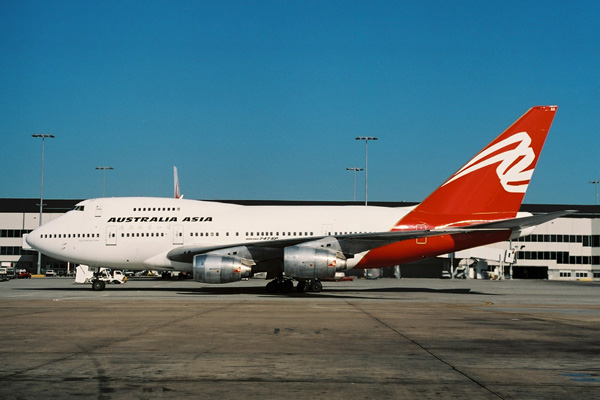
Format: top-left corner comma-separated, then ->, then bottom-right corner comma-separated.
26,228 -> 42,251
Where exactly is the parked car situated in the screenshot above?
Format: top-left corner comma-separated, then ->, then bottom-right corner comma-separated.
45,270 -> 55,277
18,271 -> 32,279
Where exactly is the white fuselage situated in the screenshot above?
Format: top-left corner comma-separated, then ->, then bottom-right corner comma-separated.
26,197 -> 414,272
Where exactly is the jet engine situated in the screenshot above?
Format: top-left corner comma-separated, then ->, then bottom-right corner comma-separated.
283,246 -> 347,279
193,254 -> 252,284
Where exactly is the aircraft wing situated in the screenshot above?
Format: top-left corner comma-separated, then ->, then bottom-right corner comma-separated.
166,210 -> 573,264
166,229 -> 464,264
166,237 -> 323,263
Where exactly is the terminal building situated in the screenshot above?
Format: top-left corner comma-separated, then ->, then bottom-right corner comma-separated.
1,198 -> 599,280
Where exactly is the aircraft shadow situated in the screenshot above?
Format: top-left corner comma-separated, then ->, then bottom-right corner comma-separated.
14,282 -> 497,300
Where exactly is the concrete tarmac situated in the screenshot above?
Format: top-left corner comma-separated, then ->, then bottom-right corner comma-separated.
0,277 -> 599,399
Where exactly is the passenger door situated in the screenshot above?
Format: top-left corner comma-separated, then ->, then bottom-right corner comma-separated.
173,225 -> 184,245
106,226 -> 117,246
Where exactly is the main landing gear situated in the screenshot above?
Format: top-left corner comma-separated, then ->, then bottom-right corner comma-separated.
265,278 -> 323,294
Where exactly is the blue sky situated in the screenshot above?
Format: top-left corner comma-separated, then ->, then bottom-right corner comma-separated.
1,1 -> 599,204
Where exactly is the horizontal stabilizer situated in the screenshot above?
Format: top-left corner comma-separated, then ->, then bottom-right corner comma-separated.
461,210 -> 576,231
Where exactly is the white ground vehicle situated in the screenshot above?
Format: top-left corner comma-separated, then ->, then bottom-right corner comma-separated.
75,265 -> 127,291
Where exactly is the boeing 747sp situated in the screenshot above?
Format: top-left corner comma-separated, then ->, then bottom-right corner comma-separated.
26,106 -> 568,292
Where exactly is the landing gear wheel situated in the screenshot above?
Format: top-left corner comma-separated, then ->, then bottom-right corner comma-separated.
310,280 -> 323,293
296,281 -> 306,293
280,279 -> 294,293
266,280 -> 279,293
92,279 -> 106,291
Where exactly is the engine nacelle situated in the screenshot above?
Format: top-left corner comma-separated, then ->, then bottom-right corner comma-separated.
283,246 -> 347,279
193,254 -> 252,284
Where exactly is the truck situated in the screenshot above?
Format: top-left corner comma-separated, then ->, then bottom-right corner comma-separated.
0,262 -> 14,279
0,267 -> 7,281
75,265 -> 127,291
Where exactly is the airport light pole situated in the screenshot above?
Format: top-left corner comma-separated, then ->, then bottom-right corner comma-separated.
96,166 -> 114,197
355,136 -> 378,205
346,167 -> 363,202
32,134 -> 55,275
590,180 -> 599,205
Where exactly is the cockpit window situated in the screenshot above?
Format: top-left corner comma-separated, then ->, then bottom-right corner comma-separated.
72,205 -> 85,211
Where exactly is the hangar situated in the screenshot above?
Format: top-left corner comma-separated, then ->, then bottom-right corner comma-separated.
1,198 -> 598,280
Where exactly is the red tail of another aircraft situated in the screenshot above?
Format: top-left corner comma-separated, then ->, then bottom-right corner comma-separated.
394,106 -> 557,230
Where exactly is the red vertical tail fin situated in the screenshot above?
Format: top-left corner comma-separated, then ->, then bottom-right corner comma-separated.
395,106 -> 558,230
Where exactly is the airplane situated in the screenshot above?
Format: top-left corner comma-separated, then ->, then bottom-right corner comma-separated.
26,106 -> 569,293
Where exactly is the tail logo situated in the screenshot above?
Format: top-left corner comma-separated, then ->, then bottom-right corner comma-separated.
442,131 -> 535,193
